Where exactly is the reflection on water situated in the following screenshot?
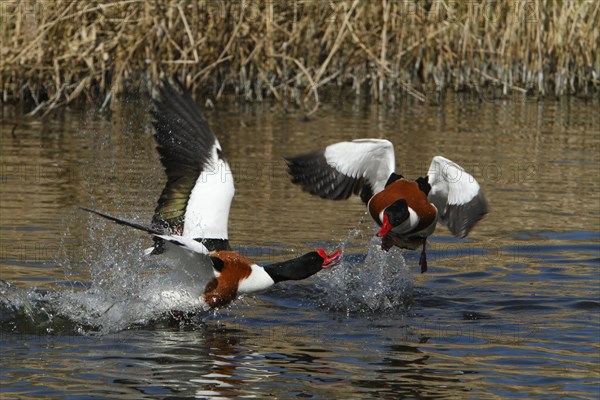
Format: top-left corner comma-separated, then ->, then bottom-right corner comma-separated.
1,94 -> 599,398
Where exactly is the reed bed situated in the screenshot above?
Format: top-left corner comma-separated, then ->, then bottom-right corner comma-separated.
1,0 -> 598,114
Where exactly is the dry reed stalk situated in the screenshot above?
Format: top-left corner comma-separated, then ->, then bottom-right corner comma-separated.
0,0 -> 597,115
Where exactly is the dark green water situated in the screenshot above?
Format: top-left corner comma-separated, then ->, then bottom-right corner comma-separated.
1,94 -> 599,399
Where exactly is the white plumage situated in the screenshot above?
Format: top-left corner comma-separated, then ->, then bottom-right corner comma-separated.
287,138 -> 488,240
184,141 -> 234,240
323,139 -> 395,195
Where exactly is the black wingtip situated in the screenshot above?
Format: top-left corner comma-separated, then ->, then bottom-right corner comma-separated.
150,76 -> 219,232
79,206 -> 163,236
445,191 -> 489,238
284,151 -> 365,202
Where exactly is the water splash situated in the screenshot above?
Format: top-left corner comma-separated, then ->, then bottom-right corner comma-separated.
0,280 -> 63,334
2,214 -> 415,334
20,216 -> 211,334
55,232 -> 212,334
0,280 -> 37,325
315,226 -> 414,314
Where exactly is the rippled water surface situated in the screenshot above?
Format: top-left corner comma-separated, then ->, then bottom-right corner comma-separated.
1,94 -> 599,399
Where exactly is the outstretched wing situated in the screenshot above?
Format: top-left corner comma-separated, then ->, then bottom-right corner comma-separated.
427,156 -> 488,237
80,207 -> 210,254
285,139 -> 396,204
152,81 -> 234,241
80,207 -> 216,289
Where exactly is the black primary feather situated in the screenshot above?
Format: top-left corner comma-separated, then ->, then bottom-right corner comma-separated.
443,192 -> 489,238
285,151 -> 372,204
80,207 -> 163,236
151,79 -> 220,232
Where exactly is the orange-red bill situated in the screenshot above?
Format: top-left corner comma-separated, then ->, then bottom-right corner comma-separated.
317,249 -> 343,268
377,215 -> 393,237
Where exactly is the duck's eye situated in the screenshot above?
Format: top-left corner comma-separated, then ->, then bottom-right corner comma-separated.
210,256 -> 225,272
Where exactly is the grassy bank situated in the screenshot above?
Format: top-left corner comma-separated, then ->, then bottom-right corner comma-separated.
1,0 -> 598,114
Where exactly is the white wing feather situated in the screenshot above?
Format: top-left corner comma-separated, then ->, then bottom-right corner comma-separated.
184,141 -> 234,240
323,139 -> 396,194
152,235 -> 215,300
156,234 -> 210,255
427,156 -> 488,237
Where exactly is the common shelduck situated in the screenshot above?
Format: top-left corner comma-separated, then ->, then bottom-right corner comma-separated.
81,81 -> 341,310
285,139 -> 488,273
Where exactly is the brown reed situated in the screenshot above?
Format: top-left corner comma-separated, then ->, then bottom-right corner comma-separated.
1,0 -> 598,115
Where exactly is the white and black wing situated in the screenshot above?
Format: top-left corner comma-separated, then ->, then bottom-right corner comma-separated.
427,156 -> 488,237
285,139 -> 396,203
155,234 -> 210,256
80,207 -> 217,290
154,234 -> 217,291
152,81 -> 234,246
